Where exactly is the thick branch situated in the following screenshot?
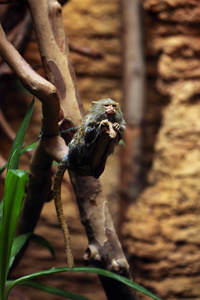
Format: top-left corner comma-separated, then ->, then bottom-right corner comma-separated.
27,0 -> 83,126
70,174 -> 139,300
16,140 -> 52,233
16,136 -> 68,233
14,0 -> 79,254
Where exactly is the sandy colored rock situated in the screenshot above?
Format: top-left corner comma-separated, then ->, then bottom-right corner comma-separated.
122,1 -> 200,300
143,0 -> 200,23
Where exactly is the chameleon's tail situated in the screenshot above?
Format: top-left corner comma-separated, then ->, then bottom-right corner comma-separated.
53,157 -> 74,270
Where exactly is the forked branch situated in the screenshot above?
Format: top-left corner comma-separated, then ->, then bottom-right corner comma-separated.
0,1 -> 139,299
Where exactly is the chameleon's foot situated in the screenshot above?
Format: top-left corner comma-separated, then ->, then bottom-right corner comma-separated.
113,122 -> 120,131
99,119 -> 110,128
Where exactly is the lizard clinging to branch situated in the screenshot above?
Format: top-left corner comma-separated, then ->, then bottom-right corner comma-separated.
53,98 -> 125,270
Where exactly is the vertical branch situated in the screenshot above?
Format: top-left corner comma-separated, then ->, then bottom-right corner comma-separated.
0,23 -> 61,235
70,174 -> 140,300
17,0 -> 83,238
123,0 -> 145,125
119,0 -> 145,229
27,0 -> 83,126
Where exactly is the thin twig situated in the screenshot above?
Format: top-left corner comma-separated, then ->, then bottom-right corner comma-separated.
69,43 -> 104,59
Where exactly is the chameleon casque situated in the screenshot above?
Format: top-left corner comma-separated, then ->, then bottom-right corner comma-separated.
53,98 -> 126,269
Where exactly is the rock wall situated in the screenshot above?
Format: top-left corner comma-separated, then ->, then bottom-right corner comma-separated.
63,0 -> 123,109
122,1 -> 200,300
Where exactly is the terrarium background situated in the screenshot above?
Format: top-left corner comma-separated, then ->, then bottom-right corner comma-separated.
1,1 -> 200,300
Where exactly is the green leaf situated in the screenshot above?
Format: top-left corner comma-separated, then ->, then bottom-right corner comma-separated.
0,99 -> 34,299
0,141 -> 38,175
22,281 -> 91,300
119,139 -> 126,147
20,141 -> 38,155
0,169 -> 28,299
14,78 -> 32,95
9,233 -> 31,269
30,234 -> 55,258
7,99 -> 34,170
9,232 -> 55,270
0,199 -> 4,220
5,266 -> 162,300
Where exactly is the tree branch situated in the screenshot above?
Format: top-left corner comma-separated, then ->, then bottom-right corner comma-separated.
118,0 -> 145,232
70,174 -> 140,300
27,0 -> 83,126
69,43 -> 104,59
0,1 -> 140,299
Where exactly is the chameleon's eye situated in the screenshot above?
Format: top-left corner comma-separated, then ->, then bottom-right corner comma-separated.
112,104 -> 116,108
104,104 -> 109,107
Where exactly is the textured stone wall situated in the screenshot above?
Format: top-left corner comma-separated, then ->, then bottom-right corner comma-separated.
122,1 -> 200,300
63,0 -> 123,109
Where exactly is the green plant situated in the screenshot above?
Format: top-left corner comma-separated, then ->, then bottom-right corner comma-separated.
0,100 -> 162,300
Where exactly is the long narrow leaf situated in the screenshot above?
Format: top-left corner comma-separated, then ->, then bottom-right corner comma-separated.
9,233 -> 31,269
0,141 -> 38,174
5,266 -> 162,300
22,281 -> 91,300
7,99 -> 34,170
0,170 -> 28,299
9,233 -> 55,271
0,199 -> 3,219
31,234 -> 55,258
20,141 -> 37,155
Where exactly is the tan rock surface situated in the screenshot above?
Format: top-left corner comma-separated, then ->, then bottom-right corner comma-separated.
122,1 -> 200,300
